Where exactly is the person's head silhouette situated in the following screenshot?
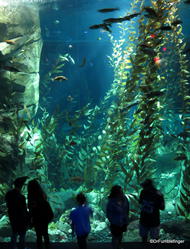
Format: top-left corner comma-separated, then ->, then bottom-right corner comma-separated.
141,179 -> 155,190
13,176 -> 28,191
76,192 -> 86,205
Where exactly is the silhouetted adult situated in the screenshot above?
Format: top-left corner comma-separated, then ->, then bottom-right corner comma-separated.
27,179 -> 53,249
139,179 -> 165,242
106,185 -> 129,249
5,176 -> 29,249
69,192 -> 93,249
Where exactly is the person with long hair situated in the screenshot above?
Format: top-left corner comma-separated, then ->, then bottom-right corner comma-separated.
139,179 -> 165,242
106,185 -> 129,249
5,176 -> 29,249
27,179 -> 54,249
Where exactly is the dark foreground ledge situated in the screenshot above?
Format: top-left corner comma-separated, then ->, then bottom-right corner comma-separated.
0,242 -> 190,249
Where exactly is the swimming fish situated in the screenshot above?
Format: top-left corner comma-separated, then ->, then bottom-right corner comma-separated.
89,23 -> 112,33
140,47 -> 156,56
4,39 -> 16,45
67,95 -> 74,102
150,34 -> 156,38
98,8 -> 119,13
70,176 -> 84,182
79,57 -> 86,67
103,17 -> 123,24
70,141 -> 77,146
143,7 -> 158,18
2,66 -> 20,72
103,13 -> 141,24
171,20 -> 183,26
53,75 -> 68,81
146,90 -> 165,98
160,25 -> 173,31
123,12 -> 141,20
139,43 -> 152,49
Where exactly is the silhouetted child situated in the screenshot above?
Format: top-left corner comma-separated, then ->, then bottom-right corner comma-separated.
5,176 -> 29,249
139,179 -> 165,242
69,193 -> 93,249
27,179 -> 54,249
106,185 -> 129,249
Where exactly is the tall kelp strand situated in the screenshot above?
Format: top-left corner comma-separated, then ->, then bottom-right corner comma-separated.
170,1 -> 190,220
124,0 -> 170,187
144,0 -> 190,220
91,0 -> 143,199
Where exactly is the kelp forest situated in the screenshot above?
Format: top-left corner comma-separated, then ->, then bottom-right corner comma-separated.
0,0 -> 190,242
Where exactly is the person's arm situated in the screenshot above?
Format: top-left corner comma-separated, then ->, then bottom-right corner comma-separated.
70,222 -> 75,237
126,197 -> 129,216
89,207 -> 93,218
69,211 -> 75,237
159,193 -> 165,210
139,191 -> 143,204
106,200 -> 113,223
5,192 -> 10,209
23,196 -> 28,211
125,197 -> 130,225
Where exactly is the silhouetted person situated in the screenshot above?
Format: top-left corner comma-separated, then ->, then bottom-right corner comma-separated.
69,192 -> 93,249
27,179 -> 54,249
5,176 -> 29,249
139,179 -> 165,242
106,185 -> 129,249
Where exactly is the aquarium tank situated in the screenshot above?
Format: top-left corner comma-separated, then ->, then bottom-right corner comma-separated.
0,0 -> 190,243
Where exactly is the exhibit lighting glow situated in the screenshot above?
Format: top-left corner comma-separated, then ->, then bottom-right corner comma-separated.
0,0 -> 53,5
31,133 -> 40,144
0,0 -> 9,6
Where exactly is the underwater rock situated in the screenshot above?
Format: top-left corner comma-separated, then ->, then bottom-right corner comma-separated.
25,230 -> 36,242
128,219 -> 139,231
92,221 -> 107,233
124,228 -> 141,242
125,220 -> 141,242
159,172 -> 179,198
0,71 -> 40,112
0,133 -> 17,182
48,213 -> 72,242
49,189 -> 76,217
0,216 -> 10,238
0,134 -> 14,154
56,221 -> 71,234
0,4 -> 42,115
0,36 -> 28,60
0,4 -> 42,186
161,216 -> 190,239
87,191 -> 100,205
153,152 -> 179,171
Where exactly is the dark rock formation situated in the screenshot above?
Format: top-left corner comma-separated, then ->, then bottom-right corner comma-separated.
0,3 -> 42,184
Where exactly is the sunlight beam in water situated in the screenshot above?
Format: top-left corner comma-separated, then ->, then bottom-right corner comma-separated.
0,0 -> 55,5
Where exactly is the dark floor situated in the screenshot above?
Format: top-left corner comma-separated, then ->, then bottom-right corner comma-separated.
0,242 -> 190,249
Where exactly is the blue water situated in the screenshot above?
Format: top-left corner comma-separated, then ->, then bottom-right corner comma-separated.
39,0 -> 138,113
